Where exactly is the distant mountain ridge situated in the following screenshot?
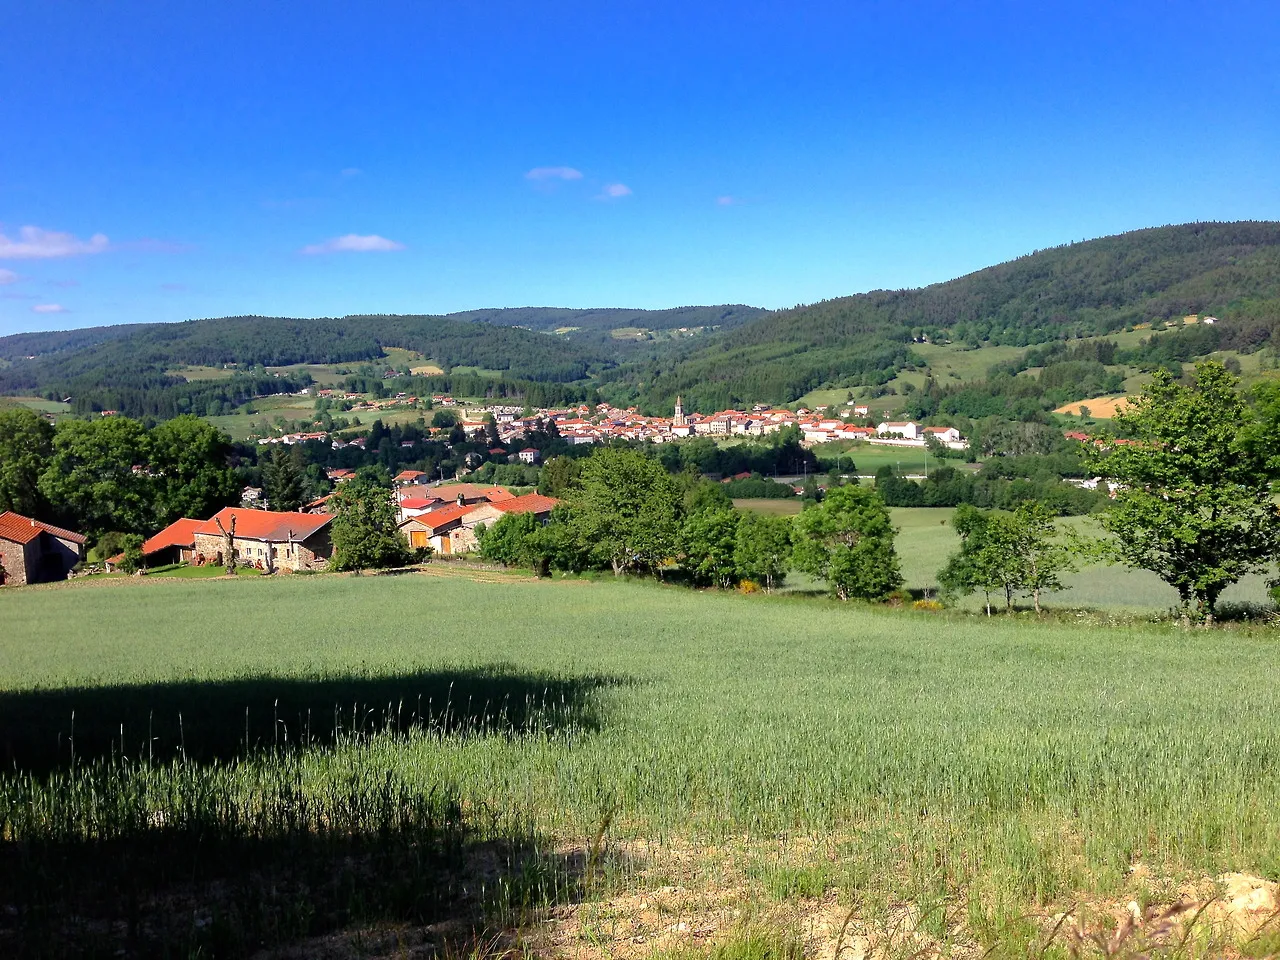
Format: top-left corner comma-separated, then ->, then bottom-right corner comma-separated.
3,222 -> 1279,419
621,221 -> 1280,410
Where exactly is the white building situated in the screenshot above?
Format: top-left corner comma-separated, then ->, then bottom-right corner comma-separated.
876,421 -> 920,440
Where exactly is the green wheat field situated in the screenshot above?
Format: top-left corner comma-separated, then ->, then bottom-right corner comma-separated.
2,568 -> 1279,956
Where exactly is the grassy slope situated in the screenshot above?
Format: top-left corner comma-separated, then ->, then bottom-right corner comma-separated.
726,503 -> 1275,611
4,572 -> 1279,915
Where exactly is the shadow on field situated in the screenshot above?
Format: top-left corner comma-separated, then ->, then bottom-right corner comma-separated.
0,667 -> 630,959
0,665 -> 622,773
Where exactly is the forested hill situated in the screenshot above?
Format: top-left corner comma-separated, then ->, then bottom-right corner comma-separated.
623,221 -> 1280,411
0,307 -> 763,418
0,314 -> 608,418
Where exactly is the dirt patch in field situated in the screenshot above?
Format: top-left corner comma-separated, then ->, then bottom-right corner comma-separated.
1054,396 -> 1130,418
411,363 -> 446,375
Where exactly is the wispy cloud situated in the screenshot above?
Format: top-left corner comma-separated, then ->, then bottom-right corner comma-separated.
32,303 -> 67,314
716,195 -> 744,206
300,234 -> 406,255
597,183 -> 633,200
160,282 -> 188,292
48,279 -> 79,288
0,225 -> 110,259
526,166 -> 584,181
0,268 -> 18,285
341,167 -> 362,178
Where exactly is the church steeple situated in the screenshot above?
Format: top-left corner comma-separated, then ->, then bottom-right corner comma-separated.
673,395 -> 686,428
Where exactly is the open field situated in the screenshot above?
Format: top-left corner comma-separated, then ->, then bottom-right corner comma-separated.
2,571 -> 1279,956
1053,395 -> 1130,418
730,504 -> 1275,613
0,395 -> 73,415
202,394 -> 319,439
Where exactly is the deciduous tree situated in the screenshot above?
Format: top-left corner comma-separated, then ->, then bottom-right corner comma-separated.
149,415 -> 239,524
0,407 -> 54,517
39,416 -> 154,537
733,511 -> 793,591
678,508 -> 741,588
792,484 -> 901,601
568,447 -> 681,576
1090,361 -> 1278,622
329,472 -> 413,571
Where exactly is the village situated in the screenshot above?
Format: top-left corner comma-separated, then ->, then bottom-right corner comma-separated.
261,391 -> 970,451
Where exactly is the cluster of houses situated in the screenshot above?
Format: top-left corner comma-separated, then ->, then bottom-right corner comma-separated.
247,392 -> 968,452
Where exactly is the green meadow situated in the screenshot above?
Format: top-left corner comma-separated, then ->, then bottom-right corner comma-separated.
2,568 -> 1279,955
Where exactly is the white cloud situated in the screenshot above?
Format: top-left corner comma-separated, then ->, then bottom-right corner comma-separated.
0,225 -> 110,259
598,183 -> 633,199
525,166 -> 584,181
299,234 -> 406,255
32,303 -> 67,314
716,195 -> 743,206
341,167 -> 362,178
0,268 -> 18,285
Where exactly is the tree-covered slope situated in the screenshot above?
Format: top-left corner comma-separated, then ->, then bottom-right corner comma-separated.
624,221 -> 1280,411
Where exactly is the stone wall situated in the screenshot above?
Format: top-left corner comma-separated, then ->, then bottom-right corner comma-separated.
191,532 -> 331,572
0,539 -> 33,586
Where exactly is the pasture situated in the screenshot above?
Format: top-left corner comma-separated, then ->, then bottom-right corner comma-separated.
0,395 -> 72,416
2,570 -> 1278,956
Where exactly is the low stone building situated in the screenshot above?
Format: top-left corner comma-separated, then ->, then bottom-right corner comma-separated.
0,511 -> 86,586
191,508 -> 334,572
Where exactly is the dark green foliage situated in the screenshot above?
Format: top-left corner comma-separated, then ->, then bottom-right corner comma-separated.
479,510 -> 544,568
722,473 -> 799,499
1090,361 -> 1279,620
538,455 -> 585,497
149,415 -> 240,524
873,461 -> 1105,516
118,534 -> 145,574
938,503 -> 1083,614
734,512 -> 794,591
682,476 -> 734,515
38,416 -> 156,538
792,484 -> 902,601
263,445 -> 306,512
329,472 -> 413,572
568,447 -> 682,576
678,508 -> 742,588
0,407 -> 54,516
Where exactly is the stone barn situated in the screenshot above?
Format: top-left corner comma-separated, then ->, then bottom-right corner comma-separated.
0,511 -> 86,586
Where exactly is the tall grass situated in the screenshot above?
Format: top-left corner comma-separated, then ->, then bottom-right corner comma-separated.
2,573 -> 1279,953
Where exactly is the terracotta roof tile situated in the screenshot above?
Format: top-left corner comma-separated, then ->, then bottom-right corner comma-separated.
141,517 -> 204,554
0,511 -> 86,545
192,508 -> 332,543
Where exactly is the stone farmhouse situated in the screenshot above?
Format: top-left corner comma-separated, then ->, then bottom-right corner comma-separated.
399,492 -> 558,555
189,508 -> 334,571
0,511 -> 86,586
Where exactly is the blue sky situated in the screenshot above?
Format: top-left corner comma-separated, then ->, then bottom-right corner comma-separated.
1,1 -> 1277,336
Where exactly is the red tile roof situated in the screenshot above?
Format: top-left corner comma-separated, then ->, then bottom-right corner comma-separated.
0,511 -> 86,545
192,508 -> 332,543
402,502 -> 475,530
141,517 -> 204,555
492,493 -> 559,515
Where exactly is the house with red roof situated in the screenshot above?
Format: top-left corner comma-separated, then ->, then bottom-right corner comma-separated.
120,517 -> 206,568
393,469 -> 427,486
396,493 -> 559,555
0,511 -> 86,586
190,508 -> 334,572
